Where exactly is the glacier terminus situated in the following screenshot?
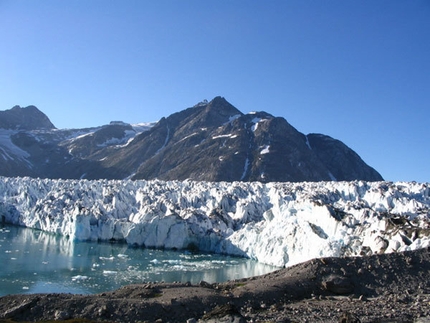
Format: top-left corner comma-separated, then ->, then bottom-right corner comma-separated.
1,177 -> 429,268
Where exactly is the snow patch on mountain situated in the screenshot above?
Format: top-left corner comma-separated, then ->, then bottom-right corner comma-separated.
193,100 -> 208,107
240,158 -> 250,180
305,135 -> 312,150
98,136 -> 128,148
131,122 -> 155,134
250,118 -> 261,132
97,130 -> 140,148
225,114 -> 241,125
178,132 -> 198,143
0,177 -> 428,267
155,124 -> 170,155
250,117 -> 268,132
212,134 -> 237,140
260,145 -> 270,155
70,131 -> 97,141
0,130 -> 31,164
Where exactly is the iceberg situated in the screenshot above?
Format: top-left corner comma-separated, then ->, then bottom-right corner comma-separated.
0,177 -> 429,267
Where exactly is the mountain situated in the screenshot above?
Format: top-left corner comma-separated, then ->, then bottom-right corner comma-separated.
0,97 -> 383,182
0,105 -> 56,130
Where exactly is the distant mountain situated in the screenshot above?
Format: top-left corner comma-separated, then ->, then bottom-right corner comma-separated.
0,97 -> 383,182
0,105 -> 56,130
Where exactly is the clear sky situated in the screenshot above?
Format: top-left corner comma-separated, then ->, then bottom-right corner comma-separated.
0,1 -> 429,183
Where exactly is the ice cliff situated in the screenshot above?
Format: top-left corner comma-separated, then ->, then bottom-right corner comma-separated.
1,177 -> 429,267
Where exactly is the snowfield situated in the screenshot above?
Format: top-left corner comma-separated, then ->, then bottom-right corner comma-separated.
0,177 -> 429,267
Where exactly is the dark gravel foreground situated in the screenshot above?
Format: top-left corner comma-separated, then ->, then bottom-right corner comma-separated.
2,248 -> 430,323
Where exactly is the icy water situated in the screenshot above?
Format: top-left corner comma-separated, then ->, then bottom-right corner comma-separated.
0,224 -> 277,296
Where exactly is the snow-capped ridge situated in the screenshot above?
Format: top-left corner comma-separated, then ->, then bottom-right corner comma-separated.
193,99 -> 209,107
0,98 -> 383,182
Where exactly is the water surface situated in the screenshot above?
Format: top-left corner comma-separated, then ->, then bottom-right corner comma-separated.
0,224 -> 277,296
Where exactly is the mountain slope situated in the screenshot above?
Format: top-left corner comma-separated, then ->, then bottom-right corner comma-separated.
307,133 -> 383,181
99,96 -> 382,182
0,105 -> 55,130
0,97 -> 383,182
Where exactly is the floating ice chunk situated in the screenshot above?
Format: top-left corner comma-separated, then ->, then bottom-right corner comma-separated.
72,275 -> 89,281
102,270 -> 117,275
99,256 -> 114,261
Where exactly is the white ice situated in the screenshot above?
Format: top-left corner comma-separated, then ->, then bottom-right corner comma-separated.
1,177 -> 429,268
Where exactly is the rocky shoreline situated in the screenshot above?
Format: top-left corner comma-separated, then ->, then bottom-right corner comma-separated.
2,248 -> 430,323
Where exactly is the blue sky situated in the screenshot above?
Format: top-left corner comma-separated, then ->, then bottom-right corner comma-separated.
0,1 -> 429,183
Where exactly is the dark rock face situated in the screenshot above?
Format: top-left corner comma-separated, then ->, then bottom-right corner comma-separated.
0,105 -> 56,130
307,134 -> 382,181
0,97 -> 384,182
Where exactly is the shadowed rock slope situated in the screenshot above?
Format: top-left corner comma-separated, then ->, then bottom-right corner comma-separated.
0,97 -> 383,182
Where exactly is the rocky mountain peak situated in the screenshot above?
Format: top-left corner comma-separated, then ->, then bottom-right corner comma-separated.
0,105 -> 56,130
192,96 -> 243,128
205,96 -> 241,114
0,98 -> 384,182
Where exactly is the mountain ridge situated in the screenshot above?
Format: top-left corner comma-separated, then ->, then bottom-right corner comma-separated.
0,105 -> 56,130
0,97 -> 383,182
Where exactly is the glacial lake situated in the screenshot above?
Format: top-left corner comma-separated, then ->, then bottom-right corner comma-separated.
0,224 -> 277,296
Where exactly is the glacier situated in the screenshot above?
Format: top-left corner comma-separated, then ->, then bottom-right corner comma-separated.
0,176 -> 429,267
